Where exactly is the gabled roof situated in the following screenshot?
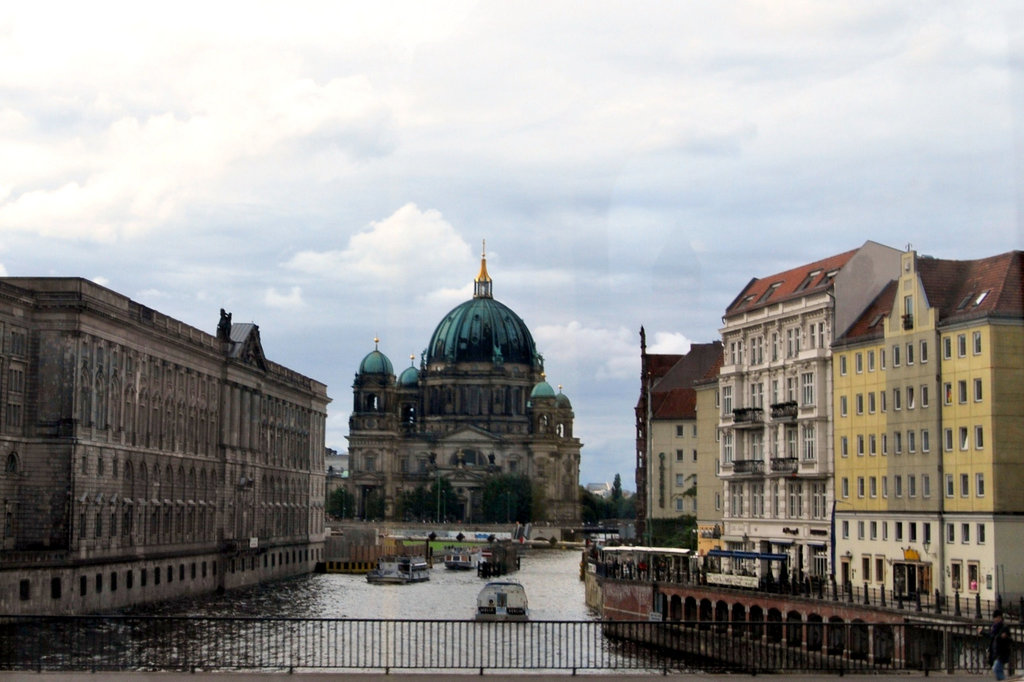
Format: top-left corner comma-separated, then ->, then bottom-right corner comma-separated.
648,341 -> 723,420
646,353 -> 684,381
725,249 -> 857,316
653,341 -> 723,392
918,251 -> 1023,325
834,280 -> 897,346
227,322 -> 268,370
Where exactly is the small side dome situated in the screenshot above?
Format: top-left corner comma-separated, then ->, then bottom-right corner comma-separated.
359,339 -> 394,376
399,366 -> 419,386
555,388 -> 572,409
530,380 -> 555,399
398,354 -> 418,386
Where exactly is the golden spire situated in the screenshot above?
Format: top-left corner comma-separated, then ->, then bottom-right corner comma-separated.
473,239 -> 493,298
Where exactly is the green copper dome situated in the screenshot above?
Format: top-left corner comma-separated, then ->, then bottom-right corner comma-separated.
398,365 -> 419,386
359,346 -> 393,376
530,380 -> 555,399
555,391 -> 572,409
425,251 -> 539,367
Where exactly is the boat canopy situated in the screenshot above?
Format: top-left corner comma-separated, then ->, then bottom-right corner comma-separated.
707,549 -> 788,562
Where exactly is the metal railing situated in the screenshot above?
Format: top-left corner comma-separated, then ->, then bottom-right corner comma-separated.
0,615 -> 1015,674
595,560 -> 1018,622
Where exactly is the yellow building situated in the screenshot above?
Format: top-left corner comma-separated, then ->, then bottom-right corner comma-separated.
834,249 -> 1024,601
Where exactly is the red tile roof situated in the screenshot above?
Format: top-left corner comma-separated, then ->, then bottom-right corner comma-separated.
643,342 -> 723,419
835,251 -> 1022,345
835,280 -> 897,345
725,249 -> 858,316
918,251 -> 1023,324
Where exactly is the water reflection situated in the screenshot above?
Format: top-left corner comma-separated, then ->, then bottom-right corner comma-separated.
127,548 -> 596,621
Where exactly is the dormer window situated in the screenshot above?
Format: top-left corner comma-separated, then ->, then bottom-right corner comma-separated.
797,269 -> 822,291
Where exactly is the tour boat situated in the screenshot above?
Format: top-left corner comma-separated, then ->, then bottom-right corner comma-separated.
365,555 -> 431,584
443,546 -> 481,570
474,580 -> 529,621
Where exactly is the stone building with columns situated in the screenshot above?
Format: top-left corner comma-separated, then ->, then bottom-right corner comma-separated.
346,251 -> 582,523
0,277 -> 329,615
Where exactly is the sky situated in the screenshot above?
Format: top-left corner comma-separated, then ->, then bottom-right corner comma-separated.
1,3 -> 1022,490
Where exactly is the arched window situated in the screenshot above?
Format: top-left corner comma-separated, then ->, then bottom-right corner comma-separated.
5,452 -> 17,474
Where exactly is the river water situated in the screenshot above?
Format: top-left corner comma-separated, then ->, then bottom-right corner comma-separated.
129,547 -> 595,621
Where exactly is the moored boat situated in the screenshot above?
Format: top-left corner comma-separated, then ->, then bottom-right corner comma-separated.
365,555 -> 431,584
443,545 -> 481,570
474,580 -> 529,621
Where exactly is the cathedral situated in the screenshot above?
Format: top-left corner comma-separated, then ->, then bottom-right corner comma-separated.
346,249 -> 582,523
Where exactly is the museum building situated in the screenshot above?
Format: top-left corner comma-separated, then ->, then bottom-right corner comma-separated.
0,278 -> 329,614
346,251 -> 582,522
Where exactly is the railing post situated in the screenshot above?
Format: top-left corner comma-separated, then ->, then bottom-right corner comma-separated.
954,591 -> 961,617
864,582 -> 870,605
880,587 -> 886,608
976,593 -> 982,619
915,590 -> 922,612
934,589 -> 941,614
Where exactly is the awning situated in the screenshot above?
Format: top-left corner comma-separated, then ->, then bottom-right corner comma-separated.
707,549 -> 789,562
806,541 -> 827,548
771,539 -> 794,546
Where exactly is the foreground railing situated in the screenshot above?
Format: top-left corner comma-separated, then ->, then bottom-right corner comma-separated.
0,616 -> 1014,674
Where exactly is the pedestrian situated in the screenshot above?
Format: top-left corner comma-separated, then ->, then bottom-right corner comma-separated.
980,609 -> 1013,680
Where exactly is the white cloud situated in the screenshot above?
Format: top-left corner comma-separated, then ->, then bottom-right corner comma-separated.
647,331 -> 693,355
265,286 -> 305,309
534,321 -> 637,382
285,203 -> 473,293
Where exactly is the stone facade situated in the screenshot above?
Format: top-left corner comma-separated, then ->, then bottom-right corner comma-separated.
346,253 -> 582,523
0,278 -> 329,614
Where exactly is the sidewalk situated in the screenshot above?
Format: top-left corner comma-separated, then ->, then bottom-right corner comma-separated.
0,673 -> 994,682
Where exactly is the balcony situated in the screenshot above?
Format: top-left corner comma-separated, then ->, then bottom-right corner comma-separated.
731,459 -> 765,476
731,407 -> 764,429
770,457 -> 798,475
770,401 -> 798,421
902,314 -> 914,330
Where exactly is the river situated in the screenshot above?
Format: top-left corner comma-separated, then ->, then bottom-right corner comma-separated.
127,547 -> 595,621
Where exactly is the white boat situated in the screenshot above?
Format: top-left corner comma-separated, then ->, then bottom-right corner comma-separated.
474,580 -> 529,621
443,546 -> 481,570
365,555 -> 431,584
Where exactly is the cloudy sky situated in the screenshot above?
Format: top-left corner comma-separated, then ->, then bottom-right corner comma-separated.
2,3 -> 1022,489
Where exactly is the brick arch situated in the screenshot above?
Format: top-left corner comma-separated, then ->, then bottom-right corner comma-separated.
806,613 -> 824,652
669,594 -> 683,621
874,623 -> 895,664
767,608 -> 783,643
749,605 -> 764,641
715,600 -> 729,633
827,616 -> 846,655
850,619 -> 869,660
731,603 -> 747,638
684,596 -> 698,623
699,598 -> 713,629
786,610 -> 803,647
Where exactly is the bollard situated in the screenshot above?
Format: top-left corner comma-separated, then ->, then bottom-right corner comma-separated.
955,591 -> 961,617
880,587 -> 886,607
976,593 -> 982,619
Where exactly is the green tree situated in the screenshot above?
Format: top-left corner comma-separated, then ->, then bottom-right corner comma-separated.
481,474 -> 532,523
610,473 -> 624,517
326,487 -> 355,519
396,485 -> 434,521
363,489 -> 386,520
430,476 -> 460,522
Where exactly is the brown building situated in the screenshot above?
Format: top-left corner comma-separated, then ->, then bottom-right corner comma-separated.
0,278 -> 329,614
